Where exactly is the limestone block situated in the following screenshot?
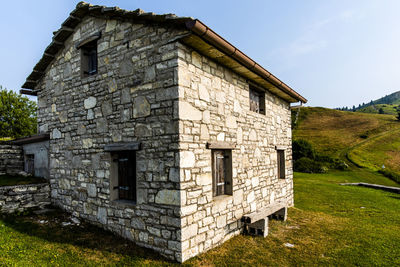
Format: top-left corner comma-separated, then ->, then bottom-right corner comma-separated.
121,88 -> 131,104
233,189 -> 243,206
108,79 -> 117,93
84,97 -> 96,109
144,65 -> 156,82
87,184 -> 97,197
233,99 -> 241,113
181,204 -> 197,216
98,42 -> 109,53
181,223 -> 198,241
191,51 -> 202,68
217,132 -> 225,141
237,127 -> 243,144
87,109 -> 94,120
247,191 -> 255,203
180,151 -> 195,168
180,101 -> 202,121
197,173 -> 211,186
39,123 -> 48,133
97,207 -> 107,224
168,167 -> 180,182
155,189 -> 180,206
52,128 -> 61,139
58,111 -> 68,123
131,218 -> 145,230
202,110 -> 210,123
200,124 -> 209,140
101,100 -> 112,116
105,20 -> 117,32
249,129 -> 257,141
82,138 -> 93,148
147,226 -> 162,237
225,116 -> 237,128
198,84 -> 210,102
132,96 -> 151,118
216,215 -> 227,228
64,51 -> 71,61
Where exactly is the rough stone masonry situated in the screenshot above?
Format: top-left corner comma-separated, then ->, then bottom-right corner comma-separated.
22,3 -> 306,263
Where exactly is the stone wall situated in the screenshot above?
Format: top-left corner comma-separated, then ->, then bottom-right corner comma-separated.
176,43 -> 294,261
0,183 -> 50,214
0,144 -> 23,175
36,17 -> 186,261
34,14 -> 295,262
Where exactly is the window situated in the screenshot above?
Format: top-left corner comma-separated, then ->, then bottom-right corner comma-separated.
277,150 -> 285,179
212,149 -> 233,197
249,86 -> 265,114
80,40 -> 98,76
111,151 -> 136,202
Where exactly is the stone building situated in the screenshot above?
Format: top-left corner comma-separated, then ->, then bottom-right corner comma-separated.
20,2 -> 307,262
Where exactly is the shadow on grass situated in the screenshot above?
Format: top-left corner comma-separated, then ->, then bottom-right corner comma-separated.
0,208 -> 176,265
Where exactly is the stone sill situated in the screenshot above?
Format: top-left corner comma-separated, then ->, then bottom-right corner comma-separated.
213,194 -> 232,203
111,199 -> 137,208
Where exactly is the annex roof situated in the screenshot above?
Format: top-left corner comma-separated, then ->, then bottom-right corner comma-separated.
21,2 -> 307,103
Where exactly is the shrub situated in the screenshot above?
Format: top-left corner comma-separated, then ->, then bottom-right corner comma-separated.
293,139 -> 315,161
294,157 -> 327,173
331,159 -> 349,170
378,169 -> 400,184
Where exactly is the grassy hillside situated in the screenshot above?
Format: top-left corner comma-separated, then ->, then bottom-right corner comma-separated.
293,107 -> 400,182
353,90 -> 400,113
357,104 -> 399,115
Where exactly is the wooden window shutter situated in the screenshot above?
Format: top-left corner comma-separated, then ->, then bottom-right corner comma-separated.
277,150 -> 285,179
213,150 -> 226,196
117,152 -> 136,201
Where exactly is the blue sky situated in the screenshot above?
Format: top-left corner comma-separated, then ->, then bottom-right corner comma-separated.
1,0 -> 400,108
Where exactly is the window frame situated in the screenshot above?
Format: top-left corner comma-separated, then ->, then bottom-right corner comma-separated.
249,85 -> 266,114
80,40 -> 98,77
105,142 -> 141,204
211,149 -> 233,197
277,149 -> 286,179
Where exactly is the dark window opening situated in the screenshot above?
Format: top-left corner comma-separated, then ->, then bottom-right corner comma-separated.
113,151 -> 136,201
249,86 -> 265,114
212,149 -> 232,197
25,154 -> 34,175
277,150 -> 285,179
81,40 -> 98,77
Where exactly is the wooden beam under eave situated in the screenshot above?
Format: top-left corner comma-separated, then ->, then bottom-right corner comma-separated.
20,89 -> 37,96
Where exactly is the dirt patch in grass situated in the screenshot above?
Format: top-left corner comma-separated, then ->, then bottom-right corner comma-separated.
0,175 -> 47,187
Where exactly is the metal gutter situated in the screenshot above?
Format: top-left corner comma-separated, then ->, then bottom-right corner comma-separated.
185,19 -> 307,103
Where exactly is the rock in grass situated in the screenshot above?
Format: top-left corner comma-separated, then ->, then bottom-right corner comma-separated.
284,243 -> 295,248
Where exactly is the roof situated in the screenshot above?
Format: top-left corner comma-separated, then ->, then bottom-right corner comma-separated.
11,134 -> 50,145
21,2 -> 307,103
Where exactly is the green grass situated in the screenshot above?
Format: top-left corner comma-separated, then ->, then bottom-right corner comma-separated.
1,170 -> 399,266
357,104 -> 399,115
348,129 -> 400,174
294,107 -> 400,182
0,175 -> 47,187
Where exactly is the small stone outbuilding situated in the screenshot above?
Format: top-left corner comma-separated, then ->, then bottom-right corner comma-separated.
21,2 -> 307,262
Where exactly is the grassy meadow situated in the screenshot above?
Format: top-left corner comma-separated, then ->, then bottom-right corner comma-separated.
294,107 -> 400,181
1,170 -> 399,266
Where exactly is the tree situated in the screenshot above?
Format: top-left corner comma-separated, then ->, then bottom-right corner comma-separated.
379,108 -> 384,114
0,86 -> 37,138
397,111 -> 400,122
